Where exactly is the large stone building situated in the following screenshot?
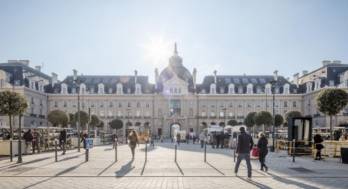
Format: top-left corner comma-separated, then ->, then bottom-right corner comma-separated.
1,45 -> 348,137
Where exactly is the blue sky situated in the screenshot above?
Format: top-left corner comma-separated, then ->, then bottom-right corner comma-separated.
1,0 -> 348,83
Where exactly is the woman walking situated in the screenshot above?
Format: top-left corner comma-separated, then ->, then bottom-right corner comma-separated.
128,130 -> 139,159
257,132 -> 268,171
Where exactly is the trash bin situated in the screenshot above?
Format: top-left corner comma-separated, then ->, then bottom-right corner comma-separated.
341,148 -> 348,164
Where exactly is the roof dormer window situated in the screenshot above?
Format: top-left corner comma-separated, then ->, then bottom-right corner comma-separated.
61,83 -> 68,94
283,83 -> 290,94
116,83 -> 123,95
228,84 -> 235,94
135,83 -> 142,95
210,83 -> 216,94
98,83 -> 104,94
80,83 -> 86,94
247,83 -> 253,94
265,83 -> 272,94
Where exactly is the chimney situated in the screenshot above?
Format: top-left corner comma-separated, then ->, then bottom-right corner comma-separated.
293,73 -> 299,86
51,72 -> 58,86
134,70 -> 138,84
302,70 -> 308,76
273,70 -> 278,81
332,60 -> 341,64
154,68 -> 159,90
213,70 -> 217,84
35,65 -> 41,72
193,68 -> 197,91
322,60 -> 331,66
73,69 -> 78,81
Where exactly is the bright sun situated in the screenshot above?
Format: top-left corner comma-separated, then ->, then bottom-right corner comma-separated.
140,36 -> 173,66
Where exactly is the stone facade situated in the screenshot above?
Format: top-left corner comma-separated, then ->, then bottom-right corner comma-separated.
1,47 -> 348,137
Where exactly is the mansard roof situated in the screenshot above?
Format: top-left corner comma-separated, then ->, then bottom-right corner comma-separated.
197,75 -> 298,94
47,75 -> 155,94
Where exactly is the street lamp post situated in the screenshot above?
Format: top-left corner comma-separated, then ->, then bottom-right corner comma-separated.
270,71 -> 278,152
73,70 -> 81,152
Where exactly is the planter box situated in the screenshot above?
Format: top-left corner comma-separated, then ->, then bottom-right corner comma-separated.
0,140 -> 26,156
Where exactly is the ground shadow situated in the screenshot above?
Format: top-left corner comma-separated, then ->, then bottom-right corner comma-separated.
266,172 -> 320,189
236,176 -> 272,189
115,159 -> 134,176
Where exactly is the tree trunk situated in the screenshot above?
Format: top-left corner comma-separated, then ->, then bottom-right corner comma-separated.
330,115 -> 333,140
17,115 -> 22,163
9,115 -> 13,162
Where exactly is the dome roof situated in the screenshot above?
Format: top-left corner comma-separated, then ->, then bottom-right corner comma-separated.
158,43 -> 194,92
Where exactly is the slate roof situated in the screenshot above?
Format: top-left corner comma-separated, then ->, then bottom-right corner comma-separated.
48,75 -> 155,94
197,75 -> 297,94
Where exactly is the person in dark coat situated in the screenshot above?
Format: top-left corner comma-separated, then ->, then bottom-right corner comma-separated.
257,132 -> 268,171
23,129 -> 33,154
59,129 -> 67,155
314,134 -> 324,160
234,127 -> 254,178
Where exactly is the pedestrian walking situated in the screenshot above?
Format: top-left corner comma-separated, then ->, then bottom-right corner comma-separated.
199,132 -> 206,148
23,129 -> 33,154
128,130 -> 139,159
176,133 -> 181,146
32,129 -> 41,154
314,134 -> 324,160
59,129 -> 67,155
234,127 -> 254,178
257,132 -> 268,171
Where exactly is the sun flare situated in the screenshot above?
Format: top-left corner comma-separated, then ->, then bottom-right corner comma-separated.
140,36 -> 173,66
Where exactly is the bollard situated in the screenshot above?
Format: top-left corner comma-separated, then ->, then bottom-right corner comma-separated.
114,141 -> 118,162
204,140 -> 207,162
292,139 -> 296,163
145,141 -> 148,162
174,144 -> 177,162
10,139 -> 13,162
85,149 -> 89,162
54,140 -> 58,162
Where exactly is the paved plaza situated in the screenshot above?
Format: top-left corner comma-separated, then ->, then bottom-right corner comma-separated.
0,143 -> 347,189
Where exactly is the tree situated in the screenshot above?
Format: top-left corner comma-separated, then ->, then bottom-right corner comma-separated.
244,112 -> 256,128
96,121 -> 104,128
109,119 -> 123,134
254,111 -> 273,132
90,115 -> 100,130
0,91 -> 28,162
47,110 -> 68,127
227,119 -> 238,126
285,111 -> 302,125
74,111 -> 89,129
317,89 -> 348,140
68,113 -> 75,127
274,114 -> 284,127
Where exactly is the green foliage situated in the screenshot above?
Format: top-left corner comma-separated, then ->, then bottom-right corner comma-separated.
317,89 -> 348,116
90,115 -> 100,127
227,119 -> 238,126
285,111 -> 302,123
109,119 -> 123,130
47,110 -> 68,127
74,111 -> 89,128
96,121 -> 104,128
274,114 -> 284,127
254,111 -> 273,126
0,91 -> 28,116
244,112 -> 256,127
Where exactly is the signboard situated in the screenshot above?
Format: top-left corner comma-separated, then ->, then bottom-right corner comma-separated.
85,138 -> 93,149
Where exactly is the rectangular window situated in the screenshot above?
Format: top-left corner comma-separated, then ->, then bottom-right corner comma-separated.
293,101 -> 297,107
284,101 -> 288,107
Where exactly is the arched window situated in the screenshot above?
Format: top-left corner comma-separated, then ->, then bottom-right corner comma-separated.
61,83 -> 68,94
80,83 -> 86,94
247,83 -> 253,94
283,83 -> 290,94
98,83 -> 104,94
210,83 -> 216,94
116,83 -> 123,95
265,83 -> 272,94
228,84 -> 235,94
135,83 -> 142,94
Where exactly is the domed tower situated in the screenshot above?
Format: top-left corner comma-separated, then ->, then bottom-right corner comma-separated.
158,43 -> 194,94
